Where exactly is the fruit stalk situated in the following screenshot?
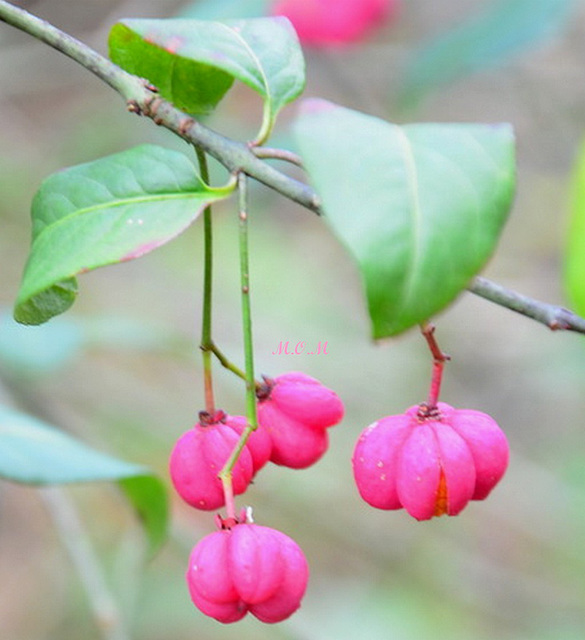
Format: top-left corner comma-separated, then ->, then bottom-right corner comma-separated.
420,322 -> 450,410
219,173 -> 258,502
237,172 -> 258,431
208,341 -> 262,388
196,147 -> 215,415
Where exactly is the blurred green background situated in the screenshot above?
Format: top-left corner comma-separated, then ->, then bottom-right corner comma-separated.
1,1 -> 585,639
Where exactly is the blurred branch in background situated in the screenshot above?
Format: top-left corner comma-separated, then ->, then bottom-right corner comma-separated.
41,487 -> 130,640
398,0 -> 579,112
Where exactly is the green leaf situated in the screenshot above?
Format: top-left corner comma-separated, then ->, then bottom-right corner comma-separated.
177,0 -> 269,20
295,100 -> 515,338
109,23 -> 234,116
0,404 -> 168,554
109,17 -> 305,141
14,144 -> 231,325
565,139 -> 585,315
399,0 -> 577,111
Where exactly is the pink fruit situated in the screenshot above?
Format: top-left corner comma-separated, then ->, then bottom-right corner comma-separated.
186,521 -> 309,624
256,372 -> 344,469
169,411 -> 254,511
223,414 -> 272,475
270,0 -> 399,47
352,402 -> 509,520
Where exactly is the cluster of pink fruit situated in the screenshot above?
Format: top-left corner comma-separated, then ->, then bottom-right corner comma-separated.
171,371 -> 510,624
170,372 -> 345,624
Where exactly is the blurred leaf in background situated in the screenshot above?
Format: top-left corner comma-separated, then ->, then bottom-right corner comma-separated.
0,309 -> 84,376
177,0 -> 270,19
399,0 -> 578,111
0,308 -> 188,378
0,403 -> 168,555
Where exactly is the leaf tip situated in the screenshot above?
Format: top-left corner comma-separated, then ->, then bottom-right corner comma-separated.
14,279 -> 78,326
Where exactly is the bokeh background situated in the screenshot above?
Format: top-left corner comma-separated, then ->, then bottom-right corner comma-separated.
1,1 -> 585,639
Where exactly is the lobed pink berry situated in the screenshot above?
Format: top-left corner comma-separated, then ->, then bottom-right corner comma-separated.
169,411 -> 255,511
256,372 -> 344,469
186,521 -> 309,624
352,402 -> 509,520
270,0 -> 399,47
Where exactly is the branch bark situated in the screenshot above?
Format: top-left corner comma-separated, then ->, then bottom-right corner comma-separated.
1,0 -> 585,336
0,0 -> 321,213
468,277 -> 585,333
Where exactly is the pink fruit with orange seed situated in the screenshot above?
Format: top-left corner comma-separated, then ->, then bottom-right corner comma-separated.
352,402 -> 509,520
186,522 -> 309,624
256,372 -> 344,469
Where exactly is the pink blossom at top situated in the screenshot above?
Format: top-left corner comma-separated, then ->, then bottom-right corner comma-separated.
186,522 -> 309,624
270,0 -> 400,47
352,402 -> 509,520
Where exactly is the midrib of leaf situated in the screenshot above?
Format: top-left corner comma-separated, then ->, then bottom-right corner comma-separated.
394,128 -> 424,319
219,22 -> 271,110
33,190 -> 214,242
424,142 -> 482,259
450,131 -> 506,257
168,48 -> 180,101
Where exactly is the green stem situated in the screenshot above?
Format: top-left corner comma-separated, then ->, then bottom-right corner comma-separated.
219,173 -> 258,486
238,173 -> 259,433
208,341 -> 247,383
196,147 -> 215,415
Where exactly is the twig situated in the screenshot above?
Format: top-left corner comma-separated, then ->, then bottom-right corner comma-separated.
469,276 -> 585,334
251,146 -> 305,167
0,0 -> 322,214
